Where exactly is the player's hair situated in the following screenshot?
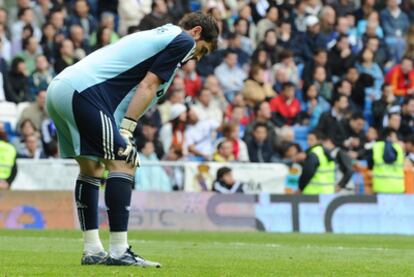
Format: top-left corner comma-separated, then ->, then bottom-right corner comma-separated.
179,12 -> 219,51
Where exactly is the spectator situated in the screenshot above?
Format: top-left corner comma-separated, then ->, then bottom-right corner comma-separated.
302,48 -> 331,85
19,133 -> 47,159
272,142 -> 306,166
213,167 -> 244,193
302,83 -> 330,129
293,0 -> 308,33
159,103 -> 187,156
270,82 -> 301,127
256,6 -> 278,43
372,84 -> 399,129
354,0 -> 376,22
319,5 -> 337,49
214,50 -> 246,102
246,122 -> 273,163
296,15 -> 327,62
54,39 -> 78,74
40,23 -> 57,63
256,29 -> 284,65
385,56 -> 414,97
312,65 -> 333,103
347,66 -> 375,111
135,140 -> 171,191
158,87 -> 185,124
180,59 -> 202,98
213,140 -> 235,162
277,20 -> 294,51
184,107 -> 220,161
48,8 -> 67,37
364,36 -> 390,69
251,48 -> 273,83
384,111 -> 403,139
69,24 -> 90,59
356,48 -> 384,96
298,131 -> 336,194
342,112 -> 367,159
93,26 -> 112,51
244,101 -> 276,145
17,36 -> 41,74
0,23 -> 12,63
357,11 -> 384,39
6,57 -> 30,104
233,18 -> 253,56
216,123 -> 249,162
11,8 -> 41,52
89,12 -> 120,47
0,38 -> 8,101
405,134 -> 414,167
316,93 -> 349,146
29,55 -> 54,99
272,50 -> 299,86
203,75 -> 227,111
328,34 -> 356,78
331,0 -> 355,17
67,0 -> 98,39
0,123 -> 17,189
138,0 -> 173,31
242,65 -> 276,107
193,88 -> 223,124
135,117 -> 164,160
380,0 -> 410,62
223,33 -> 250,68
367,127 -> 405,193
399,97 -> 414,138
18,90 -> 48,131
118,0 -> 152,36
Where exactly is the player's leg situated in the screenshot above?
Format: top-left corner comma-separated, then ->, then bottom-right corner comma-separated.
102,160 -> 134,258
102,158 -> 160,267
74,157 -> 107,264
47,81 -> 107,264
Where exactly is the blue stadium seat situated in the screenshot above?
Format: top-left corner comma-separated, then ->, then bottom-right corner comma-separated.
293,126 -> 310,150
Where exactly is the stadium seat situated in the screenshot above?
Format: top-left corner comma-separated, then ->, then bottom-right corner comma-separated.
293,126 -> 309,151
0,101 -> 18,131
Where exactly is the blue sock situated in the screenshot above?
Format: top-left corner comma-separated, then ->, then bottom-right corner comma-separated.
105,172 -> 134,232
75,175 -> 101,231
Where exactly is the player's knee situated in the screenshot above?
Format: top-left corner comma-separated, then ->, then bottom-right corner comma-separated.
104,159 -> 135,175
76,158 -> 105,178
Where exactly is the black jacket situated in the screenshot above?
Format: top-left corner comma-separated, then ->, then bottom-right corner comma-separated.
247,139 -> 273,163
299,145 -> 353,191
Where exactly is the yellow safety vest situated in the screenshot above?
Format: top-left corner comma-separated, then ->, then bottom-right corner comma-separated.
303,145 -> 336,195
0,140 -> 17,180
372,141 -> 405,193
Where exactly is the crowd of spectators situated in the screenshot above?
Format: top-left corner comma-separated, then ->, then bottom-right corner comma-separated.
0,0 -> 414,190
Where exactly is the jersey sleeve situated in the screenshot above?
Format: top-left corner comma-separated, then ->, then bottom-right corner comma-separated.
149,32 -> 195,82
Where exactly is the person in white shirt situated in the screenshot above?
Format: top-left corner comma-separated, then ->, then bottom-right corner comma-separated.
185,107 -> 220,161
192,88 -> 223,125
214,50 -> 246,102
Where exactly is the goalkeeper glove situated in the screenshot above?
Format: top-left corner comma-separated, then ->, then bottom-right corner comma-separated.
119,117 -> 140,167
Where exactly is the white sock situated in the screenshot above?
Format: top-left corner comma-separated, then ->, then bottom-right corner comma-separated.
109,231 -> 128,258
83,229 -> 105,254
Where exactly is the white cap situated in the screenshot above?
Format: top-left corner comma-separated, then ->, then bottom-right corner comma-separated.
305,15 -> 319,27
169,103 -> 187,121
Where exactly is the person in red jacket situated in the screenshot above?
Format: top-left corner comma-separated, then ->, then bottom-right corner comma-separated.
385,56 -> 414,97
269,81 -> 301,126
179,59 -> 202,97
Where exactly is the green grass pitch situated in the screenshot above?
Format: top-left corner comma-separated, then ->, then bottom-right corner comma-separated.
0,229 -> 413,277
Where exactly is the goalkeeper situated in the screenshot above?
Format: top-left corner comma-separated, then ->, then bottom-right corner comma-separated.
46,12 -> 218,267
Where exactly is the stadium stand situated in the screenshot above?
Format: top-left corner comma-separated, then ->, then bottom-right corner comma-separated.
0,0 -> 413,194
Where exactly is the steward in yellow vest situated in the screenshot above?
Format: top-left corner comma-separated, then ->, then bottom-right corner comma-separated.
368,128 -> 405,193
0,131 -> 18,189
299,132 -> 337,194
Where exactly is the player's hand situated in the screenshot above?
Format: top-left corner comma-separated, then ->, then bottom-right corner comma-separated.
119,117 -> 140,167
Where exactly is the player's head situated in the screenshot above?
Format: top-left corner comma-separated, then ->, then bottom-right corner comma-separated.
179,11 -> 219,61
